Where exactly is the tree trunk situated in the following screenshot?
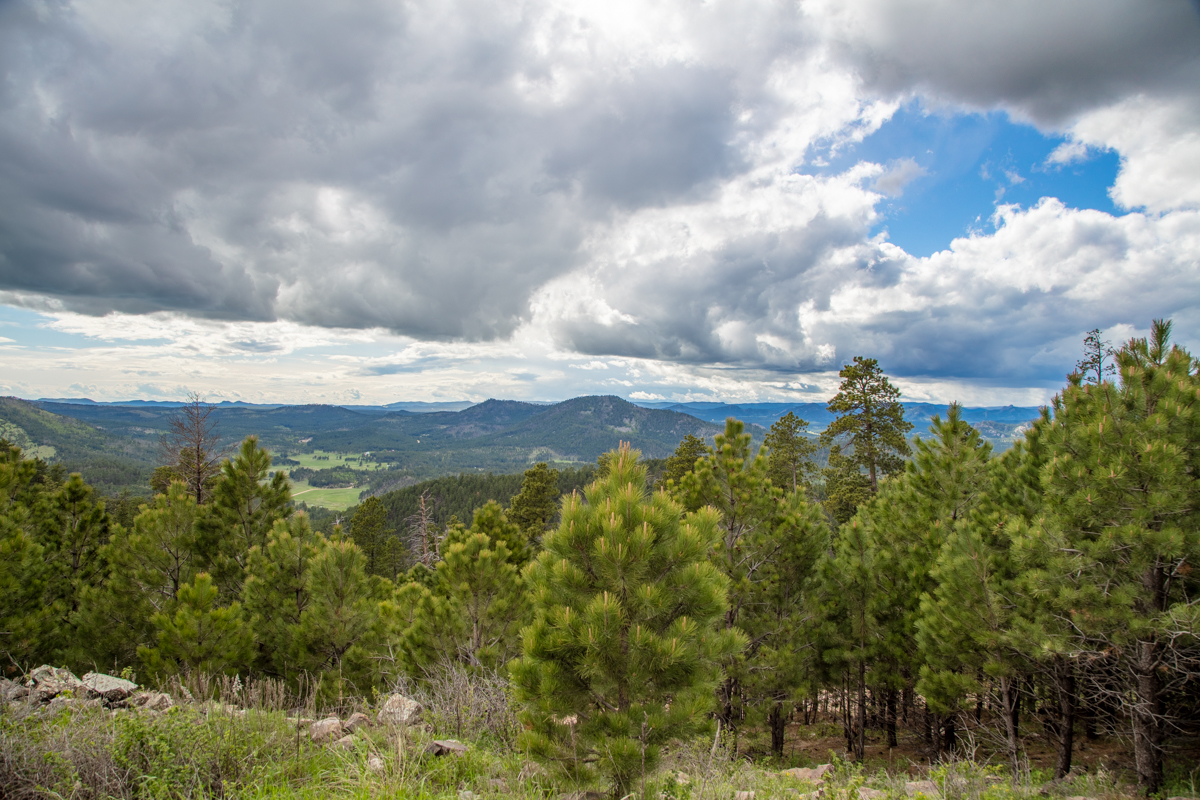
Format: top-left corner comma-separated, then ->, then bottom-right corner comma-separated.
1053,661 -> 1076,780
886,688 -> 898,748
1132,638 -> 1163,795
941,714 -> 956,756
856,659 -> 867,761
769,702 -> 788,756
999,676 -> 1021,779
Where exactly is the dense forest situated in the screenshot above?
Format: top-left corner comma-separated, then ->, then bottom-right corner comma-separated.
2,321 -> 1197,796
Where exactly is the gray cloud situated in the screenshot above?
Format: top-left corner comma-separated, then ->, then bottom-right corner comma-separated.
0,0 -> 792,339
1,0 -> 1198,393
822,0 -> 1200,125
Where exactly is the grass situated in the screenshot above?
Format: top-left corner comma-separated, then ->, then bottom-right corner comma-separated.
287,451 -> 388,471
4,666 -> 1192,800
288,480 -> 364,511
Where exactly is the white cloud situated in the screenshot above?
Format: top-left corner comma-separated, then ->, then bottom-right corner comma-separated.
1066,96 -> 1200,212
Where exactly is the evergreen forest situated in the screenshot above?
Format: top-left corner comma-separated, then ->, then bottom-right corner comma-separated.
1,321 -> 1198,799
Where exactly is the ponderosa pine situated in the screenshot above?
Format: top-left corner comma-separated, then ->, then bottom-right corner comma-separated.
512,443 -> 742,797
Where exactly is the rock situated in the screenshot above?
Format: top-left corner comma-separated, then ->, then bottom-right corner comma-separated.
555,792 -> 606,800
782,765 -> 834,782
377,693 -> 423,727
310,717 -> 345,743
458,792 -> 478,800
906,781 -> 938,796
292,717 -> 315,729
134,692 -> 174,712
81,672 -> 138,703
0,677 -> 27,702
424,739 -> 468,756
735,792 -> 756,800
331,734 -> 356,750
26,665 -> 82,701
367,755 -> 386,774
485,778 -> 509,792
344,711 -> 371,732
858,789 -> 886,800
674,772 -> 691,786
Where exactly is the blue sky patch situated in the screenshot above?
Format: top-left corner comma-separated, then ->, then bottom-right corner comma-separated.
803,104 -> 1124,257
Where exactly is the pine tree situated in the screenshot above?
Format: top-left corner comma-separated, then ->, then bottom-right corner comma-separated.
242,514 -> 324,679
350,495 -> 388,575
822,356 -> 913,492
0,504 -> 48,670
742,497 -> 828,755
138,572 -> 252,677
394,501 -> 529,672
197,436 -> 291,598
511,444 -> 742,797
1026,319 -> 1200,794
658,434 -> 709,491
435,519 -> 527,667
294,537 -> 382,697
508,462 -> 560,546
821,444 -> 872,524
764,412 -> 818,494
680,418 -> 815,740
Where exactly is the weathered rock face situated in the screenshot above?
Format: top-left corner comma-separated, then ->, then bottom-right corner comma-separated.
310,717 -> 345,743
376,693 -> 423,727
26,666 -> 83,702
331,734 -> 356,750
81,672 -> 138,703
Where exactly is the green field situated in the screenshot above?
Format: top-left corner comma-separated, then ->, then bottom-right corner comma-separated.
285,450 -> 387,471
288,480 -> 364,511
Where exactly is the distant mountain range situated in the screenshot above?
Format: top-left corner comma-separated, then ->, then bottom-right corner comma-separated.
5,394 -> 1043,502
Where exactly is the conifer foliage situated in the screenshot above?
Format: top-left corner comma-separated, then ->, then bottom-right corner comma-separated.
512,444 -> 742,797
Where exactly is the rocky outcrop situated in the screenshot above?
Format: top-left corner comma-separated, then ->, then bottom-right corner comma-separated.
376,693 -> 423,727
26,666 -> 83,702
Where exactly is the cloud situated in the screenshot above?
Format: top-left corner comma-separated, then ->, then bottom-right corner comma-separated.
812,0 -> 1200,125
0,0 -> 1197,400
872,158 -> 926,197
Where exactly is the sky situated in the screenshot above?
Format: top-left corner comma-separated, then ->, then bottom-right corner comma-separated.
1,0 -> 1199,407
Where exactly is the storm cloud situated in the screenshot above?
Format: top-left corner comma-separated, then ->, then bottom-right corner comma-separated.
1,0 -> 1198,395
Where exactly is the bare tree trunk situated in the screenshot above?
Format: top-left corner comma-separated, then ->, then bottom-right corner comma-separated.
856,659 -> 867,761
886,688 -> 897,748
1053,662 -> 1076,780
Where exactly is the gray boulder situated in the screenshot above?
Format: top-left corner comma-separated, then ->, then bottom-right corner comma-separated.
376,693 -> 423,727
424,739 -> 468,756
344,711 -> 371,733
310,717 -> 344,743
81,672 -> 138,703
